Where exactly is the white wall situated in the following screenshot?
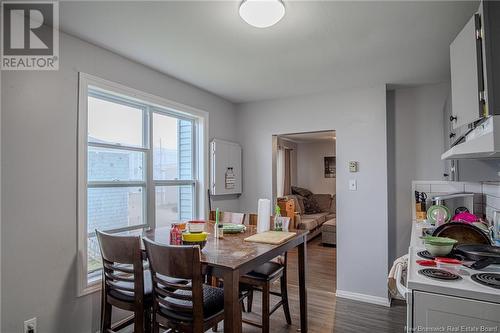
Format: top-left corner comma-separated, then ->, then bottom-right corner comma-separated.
236,85 -> 389,302
296,141 -> 336,195
1,32 -> 237,333
386,83 -> 449,262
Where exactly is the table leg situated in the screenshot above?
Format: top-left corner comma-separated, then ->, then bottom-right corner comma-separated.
223,269 -> 242,333
298,237 -> 308,333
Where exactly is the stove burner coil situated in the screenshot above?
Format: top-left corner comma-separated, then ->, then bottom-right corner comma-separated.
418,268 -> 462,281
471,273 -> 500,289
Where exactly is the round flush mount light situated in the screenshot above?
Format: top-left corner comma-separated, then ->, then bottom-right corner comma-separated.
239,0 -> 285,28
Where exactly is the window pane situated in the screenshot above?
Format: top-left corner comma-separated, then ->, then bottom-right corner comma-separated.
87,228 -> 143,275
155,185 -> 193,227
87,235 -> 102,274
88,146 -> 144,182
88,187 -> 144,233
153,113 -> 193,180
88,94 -> 144,147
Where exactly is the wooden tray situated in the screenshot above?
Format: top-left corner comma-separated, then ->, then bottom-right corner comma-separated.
244,231 -> 296,245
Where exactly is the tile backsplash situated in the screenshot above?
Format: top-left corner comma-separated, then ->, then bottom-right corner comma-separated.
411,181 -> 500,224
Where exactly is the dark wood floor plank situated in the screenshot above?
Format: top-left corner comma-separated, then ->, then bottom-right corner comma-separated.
153,236 -> 406,332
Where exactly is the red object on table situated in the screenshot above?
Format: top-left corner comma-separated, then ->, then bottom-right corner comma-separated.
170,224 -> 182,245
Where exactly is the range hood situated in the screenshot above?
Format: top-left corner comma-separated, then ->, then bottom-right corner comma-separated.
442,116 -> 500,159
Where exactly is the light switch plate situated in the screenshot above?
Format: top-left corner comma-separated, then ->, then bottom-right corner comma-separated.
349,161 -> 359,172
349,179 -> 357,191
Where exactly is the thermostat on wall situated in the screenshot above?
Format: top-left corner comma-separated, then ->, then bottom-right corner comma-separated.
349,161 -> 359,173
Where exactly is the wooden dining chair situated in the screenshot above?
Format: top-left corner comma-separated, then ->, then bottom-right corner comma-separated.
240,252 -> 291,333
95,230 -> 152,333
143,237 -> 226,333
241,213 -> 291,333
209,210 -> 245,224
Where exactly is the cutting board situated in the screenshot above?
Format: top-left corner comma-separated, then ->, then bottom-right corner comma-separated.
244,231 -> 296,245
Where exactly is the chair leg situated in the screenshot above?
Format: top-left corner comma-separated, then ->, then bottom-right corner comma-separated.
152,312 -> 160,333
262,283 -> 270,333
247,288 -> 254,313
280,275 -> 292,325
241,298 -> 246,313
134,307 -> 145,333
101,297 -> 112,333
145,307 -> 152,333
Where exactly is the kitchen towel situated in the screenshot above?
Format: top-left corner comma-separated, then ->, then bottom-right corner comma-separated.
257,198 -> 271,233
388,254 -> 408,300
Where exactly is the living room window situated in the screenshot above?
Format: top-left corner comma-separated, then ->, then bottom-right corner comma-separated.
77,73 -> 208,295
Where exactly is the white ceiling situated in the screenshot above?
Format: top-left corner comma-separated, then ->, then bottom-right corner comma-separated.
280,130 -> 335,143
60,1 -> 478,103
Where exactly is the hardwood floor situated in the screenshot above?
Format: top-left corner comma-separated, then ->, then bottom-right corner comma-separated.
148,236 -> 406,332
238,236 -> 407,333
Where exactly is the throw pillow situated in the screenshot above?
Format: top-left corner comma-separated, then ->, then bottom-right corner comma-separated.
303,196 -> 322,214
295,195 -> 306,214
291,186 -> 313,198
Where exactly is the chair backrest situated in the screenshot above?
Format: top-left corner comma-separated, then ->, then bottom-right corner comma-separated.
247,213 -> 258,226
95,230 -> 145,303
209,211 -> 245,224
247,213 -> 276,228
143,238 -> 204,320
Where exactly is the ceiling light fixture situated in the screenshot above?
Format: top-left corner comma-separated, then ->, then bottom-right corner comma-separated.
239,0 -> 285,28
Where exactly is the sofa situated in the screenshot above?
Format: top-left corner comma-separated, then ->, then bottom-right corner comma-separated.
277,191 -> 336,241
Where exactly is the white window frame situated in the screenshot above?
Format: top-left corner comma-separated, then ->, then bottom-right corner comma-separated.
77,73 -> 209,296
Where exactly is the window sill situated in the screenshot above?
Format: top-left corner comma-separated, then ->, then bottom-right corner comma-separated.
78,277 -> 101,297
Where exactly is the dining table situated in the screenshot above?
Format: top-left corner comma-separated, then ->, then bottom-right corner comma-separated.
144,222 -> 309,333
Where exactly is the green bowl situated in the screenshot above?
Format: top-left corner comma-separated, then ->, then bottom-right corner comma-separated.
425,243 -> 455,257
422,236 -> 457,246
422,236 -> 457,256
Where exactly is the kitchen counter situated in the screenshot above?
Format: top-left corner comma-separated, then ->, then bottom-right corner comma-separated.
407,221 -> 500,304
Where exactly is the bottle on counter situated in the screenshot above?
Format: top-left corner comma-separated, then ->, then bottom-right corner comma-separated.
214,207 -> 220,239
218,222 -> 224,239
274,205 -> 282,231
170,223 -> 182,245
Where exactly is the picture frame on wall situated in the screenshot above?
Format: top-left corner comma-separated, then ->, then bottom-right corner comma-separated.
324,156 -> 336,178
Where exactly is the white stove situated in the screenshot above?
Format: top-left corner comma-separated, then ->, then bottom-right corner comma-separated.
407,245 -> 500,303
400,222 -> 500,332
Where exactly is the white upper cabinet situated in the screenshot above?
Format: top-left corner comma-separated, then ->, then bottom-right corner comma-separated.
450,13 -> 484,130
210,139 -> 242,196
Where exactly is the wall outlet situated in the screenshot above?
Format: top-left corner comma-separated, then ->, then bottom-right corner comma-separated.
24,317 -> 37,333
349,179 -> 357,191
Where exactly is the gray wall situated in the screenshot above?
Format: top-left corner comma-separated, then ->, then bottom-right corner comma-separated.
386,83 -> 449,262
1,32 -> 238,333
236,85 -> 389,301
296,141 -> 336,195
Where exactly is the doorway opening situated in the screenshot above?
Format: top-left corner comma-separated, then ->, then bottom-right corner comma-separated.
272,130 -> 336,294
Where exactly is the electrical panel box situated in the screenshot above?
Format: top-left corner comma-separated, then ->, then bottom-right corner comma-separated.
210,139 -> 242,195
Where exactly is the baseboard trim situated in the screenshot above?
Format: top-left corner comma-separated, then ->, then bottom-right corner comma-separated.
336,289 -> 391,307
